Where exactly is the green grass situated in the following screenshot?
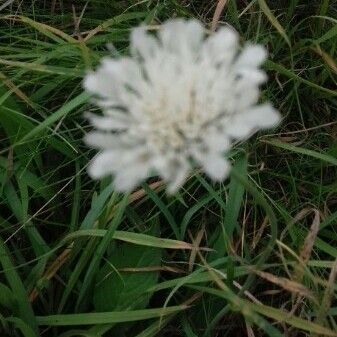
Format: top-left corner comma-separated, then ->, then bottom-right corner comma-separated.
0,0 -> 337,336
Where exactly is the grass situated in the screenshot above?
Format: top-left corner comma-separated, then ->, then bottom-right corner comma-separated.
0,0 -> 337,336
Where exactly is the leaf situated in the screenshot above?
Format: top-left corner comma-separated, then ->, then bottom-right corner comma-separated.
36,305 -> 187,326
63,229 -> 196,250
0,282 -> 15,310
6,317 -> 37,337
211,156 -> 247,259
265,139 -> 337,166
133,314 -> 175,337
0,58 -> 83,77
0,86 -> 42,168
93,241 -> 161,311
76,194 -> 129,310
265,60 -> 337,96
315,24 -> 337,44
193,285 -> 337,336
142,183 -> 179,238
79,183 -> 115,230
17,91 -> 90,146
257,0 -> 291,46
0,239 -> 38,334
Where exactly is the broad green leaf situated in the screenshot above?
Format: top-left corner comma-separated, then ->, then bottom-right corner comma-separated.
76,194 -> 129,310
94,242 -> 161,311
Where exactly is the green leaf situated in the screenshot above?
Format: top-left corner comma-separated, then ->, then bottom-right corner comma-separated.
36,305 -> 187,326
142,183 -> 179,238
76,194 -> 129,310
0,282 -> 15,310
265,60 -> 337,96
265,139 -> 337,166
192,285 -> 337,336
316,24 -> 337,44
17,91 -> 90,146
63,229 -> 195,250
257,0 -> 291,46
0,239 -> 38,334
94,241 -> 161,311
6,317 -> 38,337
211,156 -> 247,259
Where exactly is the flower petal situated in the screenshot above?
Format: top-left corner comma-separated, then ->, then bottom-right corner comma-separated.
202,27 -> 238,65
227,103 -> 281,139
159,19 -> 204,58
84,132 -> 122,149
235,44 -> 267,67
113,162 -> 150,192
88,150 -> 121,178
201,154 -> 231,181
131,27 -> 159,59
165,159 -> 190,194
86,112 -> 130,131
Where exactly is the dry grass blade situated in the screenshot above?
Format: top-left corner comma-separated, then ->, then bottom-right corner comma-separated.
29,244 -> 73,302
293,209 -> 320,282
0,0 -> 15,11
310,46 -> 337,75
252,216 -> 269,250
211,0 -> 228,32
246,322 -> 256,337
0,71 -> 34,108
313,258 -> 337,333
253,269 -> 315,300
107,180 -> 164,222
257,0 -> 291,46
188,227 -> 205,272
3,15 -> 77,43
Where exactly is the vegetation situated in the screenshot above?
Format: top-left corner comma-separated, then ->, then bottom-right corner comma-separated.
0,1 -> 337,336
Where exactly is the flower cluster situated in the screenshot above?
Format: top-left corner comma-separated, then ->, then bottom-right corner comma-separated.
84,19 -> 280,193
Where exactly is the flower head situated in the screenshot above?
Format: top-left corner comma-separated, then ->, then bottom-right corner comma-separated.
84,19 -> 280,193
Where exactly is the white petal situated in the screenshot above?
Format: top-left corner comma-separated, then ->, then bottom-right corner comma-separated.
204,132 -> 231,153
235,68 -> 267,84
159,19 -> 204,57
236,44 -> 267,67
165,159 -> 190,194
241,103 -> 280,128
88,151 -> 120,178
201,154 -> 231,181
130,27 -> 159,59
227,103 -> 280,139
86,113 -> 130,131
113,162 -> 150,192
234,86 -> 260,110
83,68 -> 119,102
84,132 -> 122,149
202,27 -> 238,65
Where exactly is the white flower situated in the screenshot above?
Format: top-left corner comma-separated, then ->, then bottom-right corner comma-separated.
84,19 -> 280,193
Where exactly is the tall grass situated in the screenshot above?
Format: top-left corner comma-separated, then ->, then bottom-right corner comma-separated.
0,1 -> 337,336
